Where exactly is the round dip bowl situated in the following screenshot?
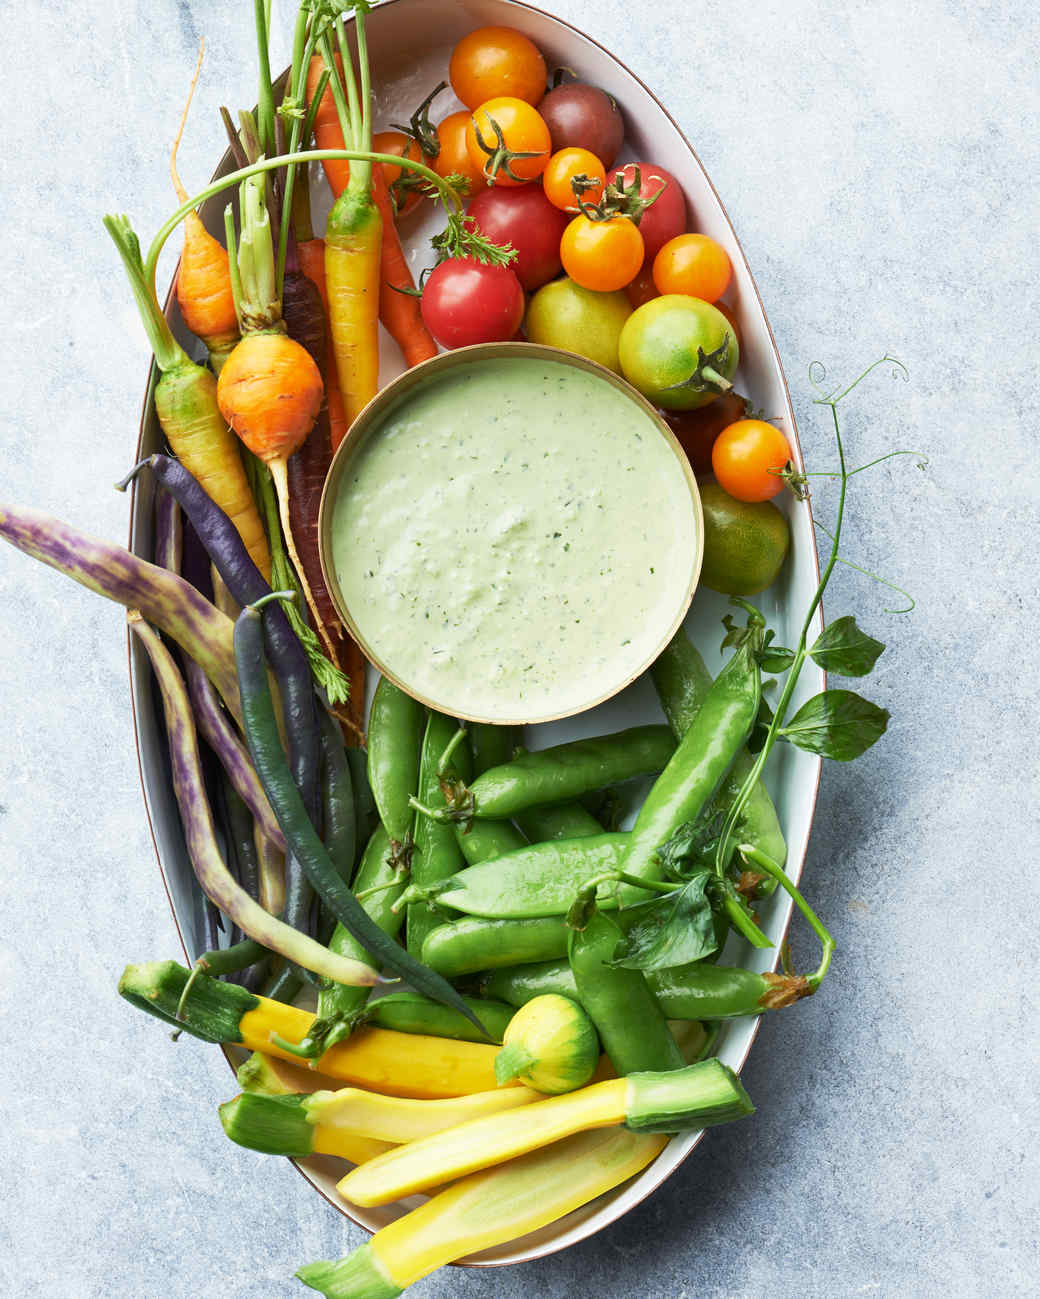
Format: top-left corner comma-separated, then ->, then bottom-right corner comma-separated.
318,342 -> 703,725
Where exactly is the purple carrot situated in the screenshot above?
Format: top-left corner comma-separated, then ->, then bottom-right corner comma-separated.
184,657 -> 286,854
127,611 -> 377,988
0,503 -> 240,722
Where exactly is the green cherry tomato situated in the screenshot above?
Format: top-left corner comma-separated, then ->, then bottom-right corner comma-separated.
618,294 -> 739,410
524,277 -> 632,372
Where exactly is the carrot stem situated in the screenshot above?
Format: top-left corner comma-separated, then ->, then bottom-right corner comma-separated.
253,0 -> 276,157
170,39 -> 205,205
223,204 -> 245,328
105,217 -> 188,374
142,150 -> 464,286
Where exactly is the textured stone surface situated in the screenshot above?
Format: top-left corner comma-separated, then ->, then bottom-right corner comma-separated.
1,1 -> 1037,1296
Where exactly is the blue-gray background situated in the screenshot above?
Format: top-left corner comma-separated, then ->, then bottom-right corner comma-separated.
1,1 -> 1036,1295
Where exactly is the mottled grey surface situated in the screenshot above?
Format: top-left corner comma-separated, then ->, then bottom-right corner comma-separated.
1,1 -> 1037,1296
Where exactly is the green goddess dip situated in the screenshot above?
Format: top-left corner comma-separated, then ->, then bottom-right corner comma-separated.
327,354 -> 699,721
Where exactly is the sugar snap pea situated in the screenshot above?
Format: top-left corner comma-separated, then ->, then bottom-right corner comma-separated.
653,627 -> 786,888
367,676 -> 424,869
424,725 -> 675,825
468,723 -> 516,776
618,610 -> 765,905
514,801 -> 603,843
395,833 -> 634,920
422,917 -> 571,979
568,910 -> 684,1076
364,992 -> 514,1044
407,714 -> 472,957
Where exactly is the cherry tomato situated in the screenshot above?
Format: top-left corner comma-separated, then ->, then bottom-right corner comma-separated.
624,264 -> 659,310
466,186 -> 568,291
539,83 -> 624,169
372,130 -> 426,217
420,257 -> 525,349
714,299 -> 742,351
659,391 -> 749,475
525,278 -> 632,373
560,215 -> 644,292
542,147 -> 606,211
434,110 -> 489,195
619,295 -> 738,410
653,233 -> 732,302
449,26 -> 547,109
712,419 -> 792,501
605,162 -> 687,260
467,97 -> 551,187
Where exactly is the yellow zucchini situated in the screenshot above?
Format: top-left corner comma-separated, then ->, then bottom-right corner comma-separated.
298,1127 -> 669,1297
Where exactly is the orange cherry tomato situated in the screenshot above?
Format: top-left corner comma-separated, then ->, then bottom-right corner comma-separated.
542,147 -> 606,211
624,263 -> 659,309
450,26 -> 547,109
560,215 -> 645,292
372,130 -> 426,217
467,97 -> 551,187
434,110 -> 489,195
712,419 -> 792,502
652,233 -> 732,303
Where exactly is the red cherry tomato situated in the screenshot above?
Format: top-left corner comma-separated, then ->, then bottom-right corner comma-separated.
605,161 -> 687,260
420,257 -> 525,349
466,186 -> 569,291
624,263 -> 659,310
712,419 -> 793,501
658,392 -> 750,475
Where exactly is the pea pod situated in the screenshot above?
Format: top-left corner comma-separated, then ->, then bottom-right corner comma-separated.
432,726 -> 675,823
233,598 -> 485,1033
487,956 -> 811,1019
619,612 -> 764,894
422,917 -> 570,979
568,910 -> 684,1076
514,801 -> 603,843
468,723 -> 516,776
407,714 -> 471,957
367,676 -> 424,868
653,627 -> 786,887
457,817 -> 527,866
395,834 -> 633,920
366,993 -> 514,1044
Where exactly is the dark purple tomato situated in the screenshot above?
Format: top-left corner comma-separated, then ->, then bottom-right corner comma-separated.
466,187 -> 569,291
605,161 -> 687,261
538,83 -> 625,169
420,257 -> 525,348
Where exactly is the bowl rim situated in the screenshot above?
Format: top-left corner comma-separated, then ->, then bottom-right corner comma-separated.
125,0 -> 825,1270
316,340 -> 705,726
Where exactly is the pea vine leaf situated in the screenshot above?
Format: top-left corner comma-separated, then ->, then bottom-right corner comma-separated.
609,871 -> 719,971
807,615 -> 885,677
779,689 -> 889,761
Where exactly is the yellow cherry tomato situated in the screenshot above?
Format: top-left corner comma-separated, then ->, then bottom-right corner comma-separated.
466,97 -> 552,187
542,147 -> 606,211
652,233 -> 733,303
450,26 -> 547,109
560,215 -> 645,292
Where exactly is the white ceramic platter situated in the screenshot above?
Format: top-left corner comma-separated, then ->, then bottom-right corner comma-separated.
128,0 -> 824,1270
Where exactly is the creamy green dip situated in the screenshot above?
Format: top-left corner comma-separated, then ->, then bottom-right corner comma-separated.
328,355 -> 698,721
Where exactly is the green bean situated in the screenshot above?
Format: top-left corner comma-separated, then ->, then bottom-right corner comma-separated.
568,910 -> 684,1075
407,714 -> 472,957
367,676 -> 424,868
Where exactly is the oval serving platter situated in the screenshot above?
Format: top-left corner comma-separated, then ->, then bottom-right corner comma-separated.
127,0 -> 824,1270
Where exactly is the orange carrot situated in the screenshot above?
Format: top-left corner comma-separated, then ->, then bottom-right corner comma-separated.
307,53 -> 438,376
170,43 -> 239,373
